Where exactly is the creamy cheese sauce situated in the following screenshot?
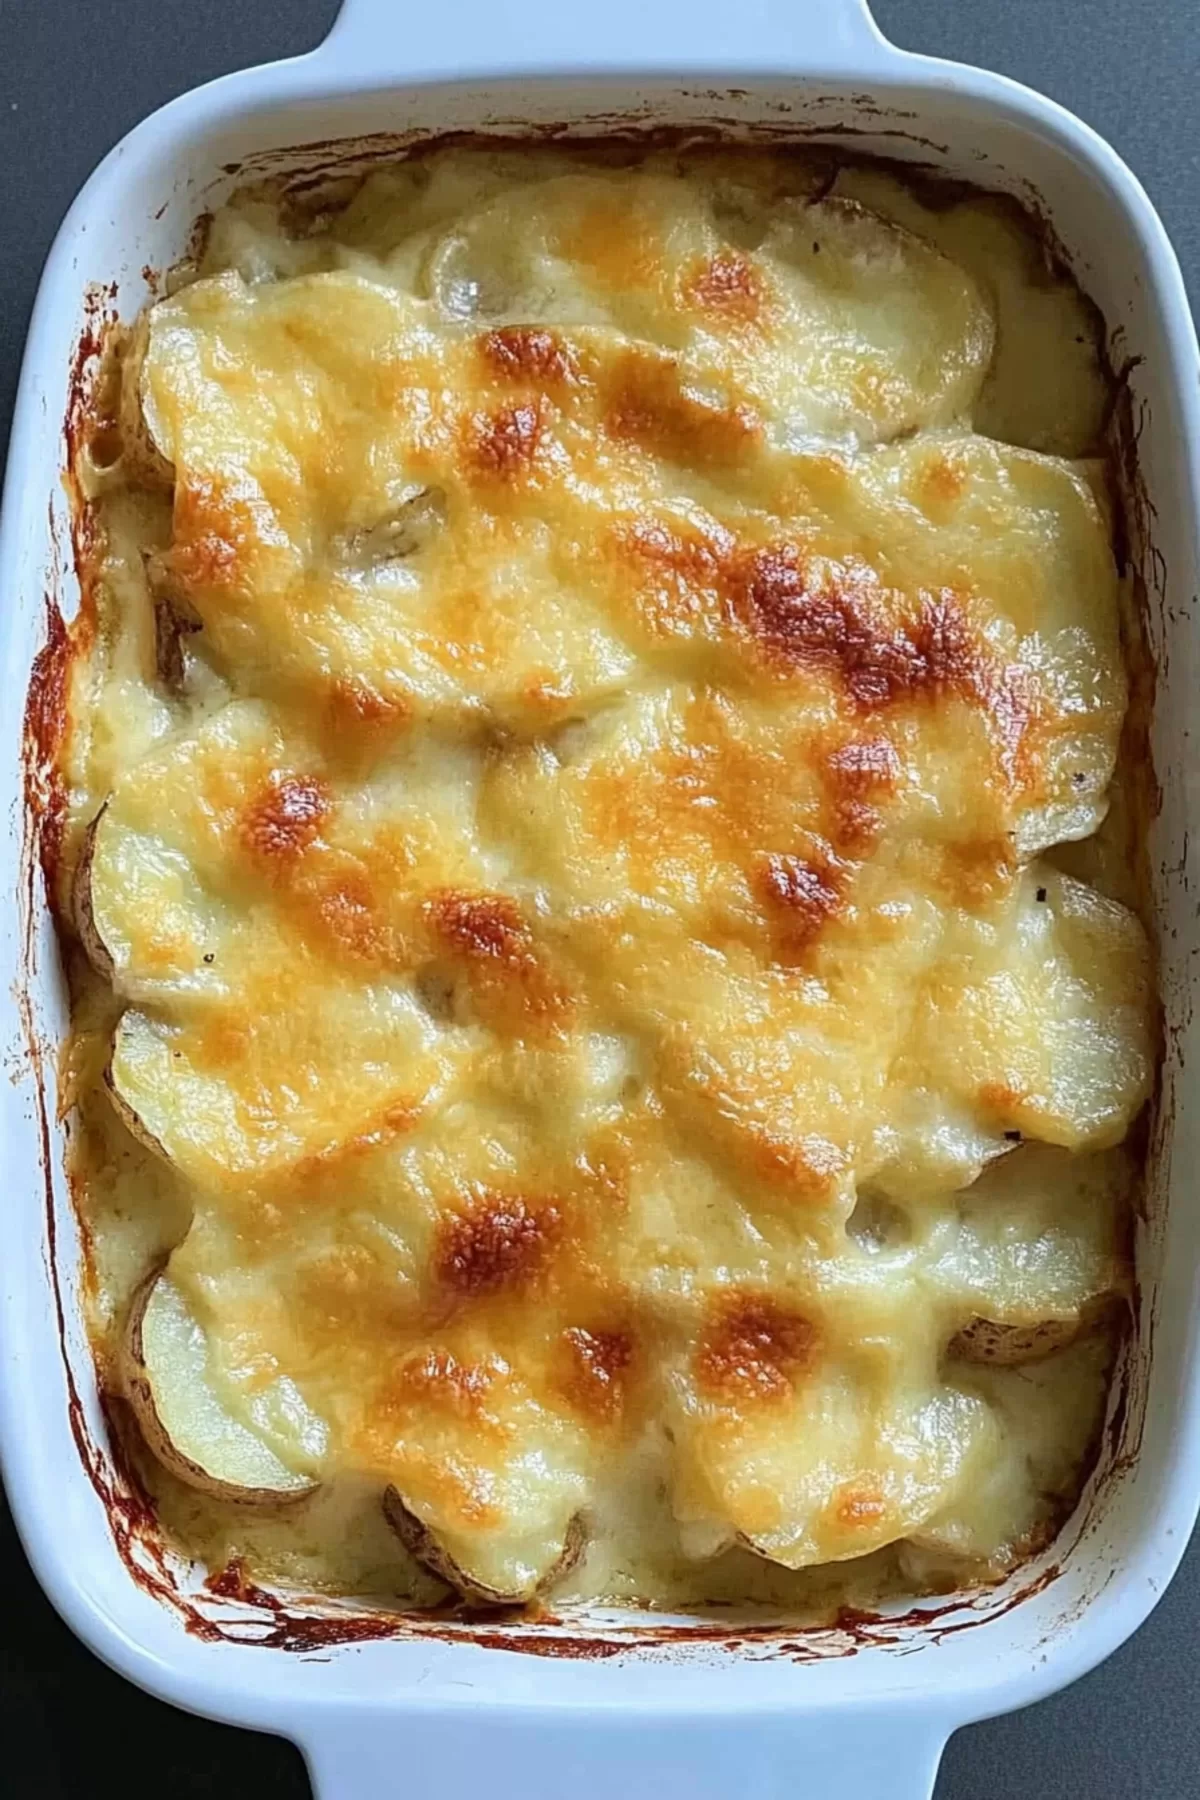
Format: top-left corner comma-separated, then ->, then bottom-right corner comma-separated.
56,144 -> 1153,1614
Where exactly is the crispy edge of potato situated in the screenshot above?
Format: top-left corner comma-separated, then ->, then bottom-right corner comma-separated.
381,1484 -> 586,1607
120,1263 -> 319,1508
72,804 -> 115,982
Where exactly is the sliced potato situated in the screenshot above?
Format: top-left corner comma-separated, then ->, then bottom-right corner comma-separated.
906,1331 -> 1115,1566
924,1143 -> 1131,1366
382,1484 -> 585,1606
121,1266 -> 320,1505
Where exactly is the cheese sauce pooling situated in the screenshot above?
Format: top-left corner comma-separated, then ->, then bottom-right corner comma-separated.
59,145 -> 1152,1612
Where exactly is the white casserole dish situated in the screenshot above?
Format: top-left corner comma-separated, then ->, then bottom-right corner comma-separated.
2,2 -> 1198,1794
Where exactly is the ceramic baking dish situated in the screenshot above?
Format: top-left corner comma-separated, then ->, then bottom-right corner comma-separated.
3,2 -> 1198,1794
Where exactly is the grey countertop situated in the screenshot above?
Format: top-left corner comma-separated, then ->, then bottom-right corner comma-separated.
2,3 -> 1197,1794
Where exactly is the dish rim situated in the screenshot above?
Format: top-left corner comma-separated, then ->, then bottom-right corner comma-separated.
3,7 -> 1199,1790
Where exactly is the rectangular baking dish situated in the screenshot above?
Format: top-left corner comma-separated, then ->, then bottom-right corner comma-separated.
3,2 -> 1199,1795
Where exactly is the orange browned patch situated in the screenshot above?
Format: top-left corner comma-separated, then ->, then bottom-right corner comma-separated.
738,552 -> 969,707
240,773 -> 330,867
604,349 -> 761,468
683,251 -> 766,325
292,1095 -> 421,1182
826,737 -> 902,794
375,1441 -> 502,1529
468,399 -> 548,479
696,1291 -> 818,1405
428,889 -> 530,963
825,737 -> 902,854
435,1194 -> 562,1301
828,799 -> 880,855
560,1326 -> 633,1423
393,1348 -> 499,1419
835,1483 -> 888,1527
749,1128 -> 846,1196
165,474 -> 265,592
315,876 -> 399,966
616,513 -> 735,639
978,1080 -> 1028,1120
425,889 -> 572,1033
935,836 -> 1019,907
736,551 -> 1036,782
558,191 -> 670,299
755,848 -> 847,960
918,448 -> 970,507
326,676 -> 411,735
480,327 -> 578,386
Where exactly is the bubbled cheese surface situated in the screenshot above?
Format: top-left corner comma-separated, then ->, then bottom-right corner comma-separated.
61,145 -> 1153,1609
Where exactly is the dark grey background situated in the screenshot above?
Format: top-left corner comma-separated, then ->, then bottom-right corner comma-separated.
1,2 -> 1196,1794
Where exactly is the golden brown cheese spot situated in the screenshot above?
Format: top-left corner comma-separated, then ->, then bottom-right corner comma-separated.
314,875 -> 401,967
435,1194 -> 562,1300
617,513 -> 735,639
827,737 -> 902,793
935,837 -> 1019,907
393,1347 -> 499,1420
824,737 -> 902,854
326,676 -> 411,736
558,192 -> 670,300
918,447 -> 970,508
696,1292 -> 819,1406
427,890 -> 529,963
978,1080 -> 1028,1121
240,773 -> 331,867
683,251 -> 766,326
752,1130 -> 847,1198
425,889 -> 572,1033
480,326 -> 578,387
605,349 -> 762,468
756,849 -> 848,961
166,474 -> 263,593
291,1095 -> 421,1182
468,399 -> 548,480
739,551 -> 963,707
357,1352 -> 508,1522
738,553 -> 1036,784
560,1325 -> 633,1423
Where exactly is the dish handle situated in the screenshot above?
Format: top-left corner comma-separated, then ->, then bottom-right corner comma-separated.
301,1711 -> 948,1800
320,0 -> 895,77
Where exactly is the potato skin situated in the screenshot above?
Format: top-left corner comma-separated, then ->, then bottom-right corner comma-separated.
72,806 -> 115,982
949,1295 -> 1122,1366
150,590 -> 201,693
382,1484 -> 586,1606
103,1030 -> 172,1163
120,1264 -> 318,1507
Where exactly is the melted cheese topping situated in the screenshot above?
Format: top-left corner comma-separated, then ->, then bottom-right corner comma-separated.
60,145 -> 1152,1610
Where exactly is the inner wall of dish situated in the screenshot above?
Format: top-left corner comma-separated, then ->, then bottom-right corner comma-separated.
44,81 -> 1173,1634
